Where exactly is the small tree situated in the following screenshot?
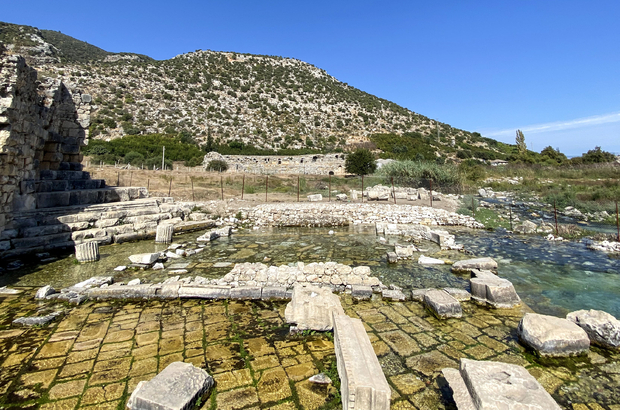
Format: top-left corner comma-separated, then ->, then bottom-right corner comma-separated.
206,159 -> 229,172
515,129 -> 527,154
345,149 -> 377,175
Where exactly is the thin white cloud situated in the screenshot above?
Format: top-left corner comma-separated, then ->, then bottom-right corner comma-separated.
483,111 -> 620,138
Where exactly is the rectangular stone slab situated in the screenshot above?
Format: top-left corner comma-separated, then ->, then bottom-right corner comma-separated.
424,289 -> 462,319
333,313 -> 390,410
127,361 -> 213,410
460,358 -> 562,409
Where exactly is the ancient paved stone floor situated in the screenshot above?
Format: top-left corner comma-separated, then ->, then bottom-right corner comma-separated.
1,289 -> 619,410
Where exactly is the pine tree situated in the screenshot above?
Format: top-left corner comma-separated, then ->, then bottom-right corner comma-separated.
515,129 -> 526,154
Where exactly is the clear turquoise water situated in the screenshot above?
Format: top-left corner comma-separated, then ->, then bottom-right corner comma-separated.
2,225 -> 619,318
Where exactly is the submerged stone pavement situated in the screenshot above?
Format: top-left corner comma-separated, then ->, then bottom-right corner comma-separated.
1,289 -> 620,409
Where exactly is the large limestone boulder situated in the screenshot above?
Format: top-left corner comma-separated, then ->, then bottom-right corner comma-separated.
518,313 -> 590,357
424,289 -> 462,319
451,257 -> 497,273
128,253 -> 160,265
127,361 -> 214,410
442,358 -> 561,410
284,285 -> 344,331
470,270 -> 520,308
307,194 -> 323,202
566,309 -> 620,350
514,220 -> 538,234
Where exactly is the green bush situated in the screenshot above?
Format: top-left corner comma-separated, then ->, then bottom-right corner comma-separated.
124,151 -> 145,165
206,159 -> 229,172
378,160 -> 463,187
345,149 -> 376,175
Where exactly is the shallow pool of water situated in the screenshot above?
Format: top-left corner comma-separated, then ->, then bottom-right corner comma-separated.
2,225 -> 619,318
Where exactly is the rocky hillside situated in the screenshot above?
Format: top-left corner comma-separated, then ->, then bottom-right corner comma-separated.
1,21 -> 512,159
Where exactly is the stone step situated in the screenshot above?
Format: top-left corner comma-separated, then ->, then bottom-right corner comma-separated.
36,187 -> 148,209
40,169 -> 90,181
22,179 -> 106,193
333,313 -> 391,410
57,162 -> 83,171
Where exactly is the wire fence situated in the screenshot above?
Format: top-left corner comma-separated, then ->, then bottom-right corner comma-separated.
88,166 -> 463,204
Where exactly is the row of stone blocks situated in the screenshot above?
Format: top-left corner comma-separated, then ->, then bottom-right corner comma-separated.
21,178 -> 105,193
36,186 -> 148,209
86,283 -> 293,301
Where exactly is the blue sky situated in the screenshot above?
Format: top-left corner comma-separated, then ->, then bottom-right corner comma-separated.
4,1 -> 619,155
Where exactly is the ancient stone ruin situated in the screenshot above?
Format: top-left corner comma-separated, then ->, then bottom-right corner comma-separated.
203,151 -> 346,175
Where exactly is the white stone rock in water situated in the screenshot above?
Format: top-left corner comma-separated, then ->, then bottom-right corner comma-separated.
336,194 -> 347,201
74,276 -> 113,289
13,312 -> 61,327
386,252 -> 398,264
165,251 -> 182,259
470,270 -> 520,308
442,358 -> 561,410
514,220 -> 538,234
567,309 -> 620,350
307,194 -> 323,202
309,373 -> 332,384
35,285 -> 56,299
424,289 -> 462,319
114,266 -> 127,271
284,284 -> 344,331
127,361 -> 214,410
152,263 -> 165,270
75,241 -> 100,263
328,230 -> 334,235
451,257 -> 497,273
129,253 -> 159,265
0,287 -> 21,294
443,287 -> 471,301
127,279 -> 141,286
418,255 -> 445,265
518,313 -> 590,357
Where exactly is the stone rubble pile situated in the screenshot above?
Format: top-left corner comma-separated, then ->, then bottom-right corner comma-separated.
218,262 -> 384,290
361,184 -> 459,206
248,203 -> 483,228
376,223 -> 463,248
587,240 -> 620,253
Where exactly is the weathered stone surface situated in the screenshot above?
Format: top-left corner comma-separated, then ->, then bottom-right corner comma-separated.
443,287 -> 471,301
386,251 -> 397,263
75,241 -> 100,263
309,373 -> 332,385
411,288 -> 431,302
196,226 -> 232,242
382,289 -> 406,301
351,285 -> 373,300
567,309 -> 620,350
177,285 -> 231,299
333,313 -> 390,410
444,358 -> 561,410
518,313 -> 590,357
261,286 -> 289,300
35,285 -> 56,299
284,285 -> 344,331
451,257 -> 497,273
74,276 -> 113,288
470,270 -> 520,308
514,220 -> 538,234
424,289 -> 462,319
128,253 -> 159,265
418,255 -> 445,265
127,361 -> 214,410
307,194 -> 323,202
230,286 -> 262,300
13,312 -> 61,327
442,368 -> 475,410
155,224 -> 174,243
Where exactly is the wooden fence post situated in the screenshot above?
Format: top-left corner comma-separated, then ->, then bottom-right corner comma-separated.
265,176 -> 268,202
241,174 -> 245,200
168,178 -> 172,197
297,175 -> 300,202
191,177 -> 195,201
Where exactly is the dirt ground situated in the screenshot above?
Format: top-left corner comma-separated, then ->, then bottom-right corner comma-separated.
85,164 -> 460,213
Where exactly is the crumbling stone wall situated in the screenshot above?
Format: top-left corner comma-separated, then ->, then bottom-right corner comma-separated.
0,48 -> 91,239
203,151 -> 346,175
